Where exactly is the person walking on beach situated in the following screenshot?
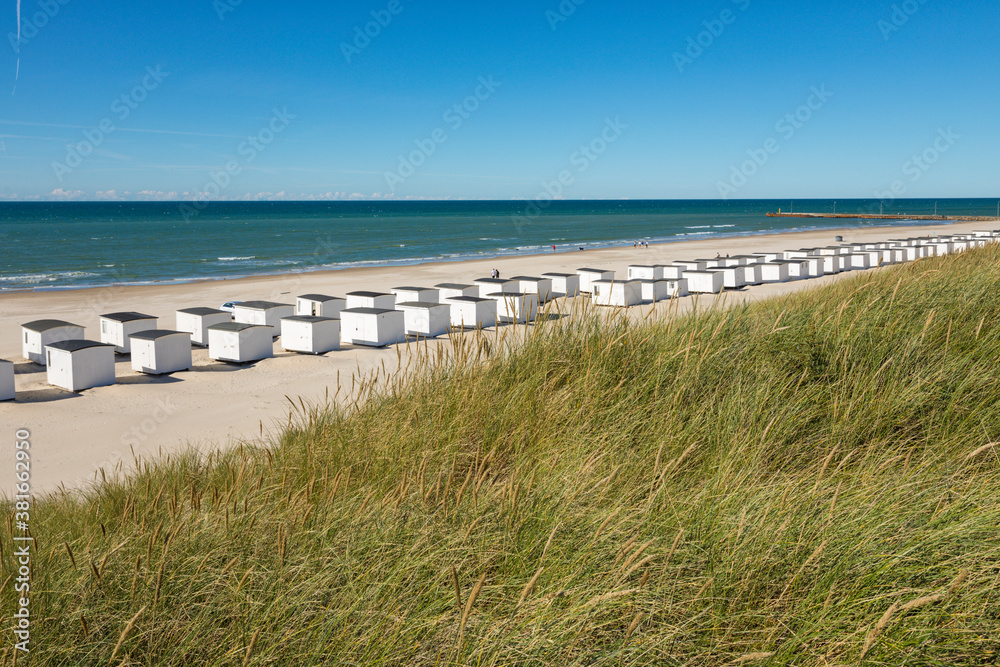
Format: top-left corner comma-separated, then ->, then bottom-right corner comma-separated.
491,268 -> 499,279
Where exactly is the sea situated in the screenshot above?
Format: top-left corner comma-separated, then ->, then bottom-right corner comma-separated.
1,199 -> 997,292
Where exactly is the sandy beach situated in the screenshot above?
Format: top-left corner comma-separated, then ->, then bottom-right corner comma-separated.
0,220 -> 992,495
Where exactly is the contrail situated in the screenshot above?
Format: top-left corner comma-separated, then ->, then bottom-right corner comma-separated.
13,0 -> 20,94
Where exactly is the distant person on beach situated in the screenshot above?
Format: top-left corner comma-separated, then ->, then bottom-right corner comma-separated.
552,245 -> 556,252
491,268 -> 500,279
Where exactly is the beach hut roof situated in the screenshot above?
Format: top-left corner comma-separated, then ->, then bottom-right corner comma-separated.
177,307 -> 227,316
435,282 -> 473,289
129,330 -> 188,341
541,272 -> 572,277
342,307 -> 391,315
511,275 -> 543,282
208,322 -> 271,333
298,294 -> 340,302
396,301 -> 443,309
577,267 -> 607,273
46,340 -> 113,353
282,315 -> 337,324
392,286 -> 433,292
22,319 -> 81,332
101,312 -> 156,323
238,301 -> 290,310
448,296 -> 491,303
347,291 -> 390,298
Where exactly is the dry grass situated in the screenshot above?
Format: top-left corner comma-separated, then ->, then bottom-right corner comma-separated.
3,244 -> 1000,665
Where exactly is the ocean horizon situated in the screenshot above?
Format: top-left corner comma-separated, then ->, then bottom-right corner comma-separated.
2,198 -> 997,292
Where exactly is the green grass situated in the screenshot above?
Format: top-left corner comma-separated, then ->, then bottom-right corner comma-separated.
5,245 -> 1000,665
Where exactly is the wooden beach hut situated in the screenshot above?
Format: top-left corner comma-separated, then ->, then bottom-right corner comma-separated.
761,262 -> 791,283
715,266 -> 747,289
685,271 -> 724,294
435,283 -> 479,301
592,280 -> 642,307
638,280 -> 668,303
207,323 -> 274,363
100,312 -> 158,354
660,265 -> 686,280
296,294 -> 346,318
627,265 -> 661,281
782,259 -> 810,280
392,286 -> 440,304
664,279 -> 690,298
446,296 -> 497,329
340,308 -> 405,347
280,316 -> 341,355
0,360 -> 13,402
473,278 -> 518,298
577,268 -> 615,294
396,302 -> 451,338
512,276 -> 554,303
674,260 -> 709,272
892,246 -> 920,262
489,293 -> 539,324
233,301 -> 295,338
21,320 -> 85,365
45,340 -> 116,392
541,273 -> 580,297
819,255 -> 843,274
346,291 -> 396,310
846,254 -> 871,270
176,307 -> 231,347
130,330 -> 193,375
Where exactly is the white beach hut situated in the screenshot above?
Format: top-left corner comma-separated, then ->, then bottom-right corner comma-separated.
0,360 -> 13,402
396,302 -> 451,338
473,278 -> 518,298
130,330 -> 193,375
446,296 -> 497,329
577,268 -> 615,294
541,273 -> 580,297
660,265 -> 686,280
592,280 -> 642,307
846,254 -> 871,270
280,316 -> 341,355
489,293 -> 539,324
392,286 -> 440,304
743,264 -> 763,285
346,291 -> 397,310
802,257 -> 824,278
664,279 -> 690,298
892,246 -> 920,262
627,265 -> 662,281
685,270 -> 724,294
44,340 -> 116,392
21,320 -> 85,365
674,260 -> 709,272
208,322 -> 274,363
783,259 -> 810,280
340,308 -> 406,347
761,262 -> 791,283
819,255 -> 843,274
715,266 -> 747,289
296,294 -> 346,318
233,301 -> 295,338
435,283 -> 479,301
638,280 -> 668,303
784,249 -> 817,259
753,252 -> 783,263
99,312 -> 157,354
512,276 -> 554,303
176,307 -> 231,347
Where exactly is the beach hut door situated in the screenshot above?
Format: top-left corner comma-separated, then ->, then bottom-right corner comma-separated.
311,303 -> 320,316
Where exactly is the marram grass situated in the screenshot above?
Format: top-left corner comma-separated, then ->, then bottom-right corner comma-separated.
4,245 -> 1000,665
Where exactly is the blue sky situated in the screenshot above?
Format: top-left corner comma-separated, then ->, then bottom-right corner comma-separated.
0,0 -> 997,201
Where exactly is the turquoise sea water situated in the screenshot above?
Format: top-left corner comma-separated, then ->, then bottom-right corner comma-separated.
0,199 -> 996,291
